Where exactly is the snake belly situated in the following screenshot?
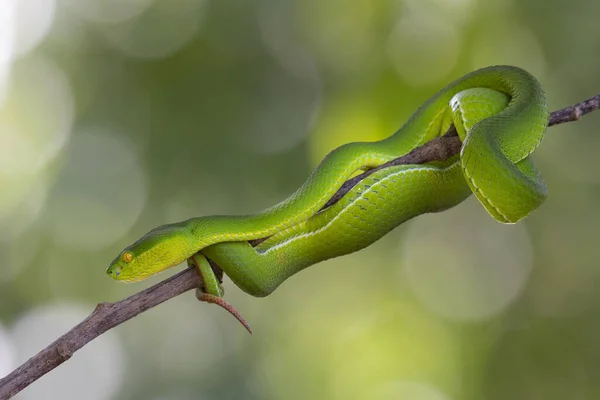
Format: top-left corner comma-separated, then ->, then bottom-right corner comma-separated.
107,65 -> 548,291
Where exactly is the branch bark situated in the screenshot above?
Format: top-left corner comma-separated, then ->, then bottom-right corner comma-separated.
1,93 -> 599,400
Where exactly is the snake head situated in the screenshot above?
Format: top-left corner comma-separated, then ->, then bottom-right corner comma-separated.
106,224 -> 195,282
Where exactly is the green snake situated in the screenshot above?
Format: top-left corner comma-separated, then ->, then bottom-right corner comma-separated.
107,66 -> 548,332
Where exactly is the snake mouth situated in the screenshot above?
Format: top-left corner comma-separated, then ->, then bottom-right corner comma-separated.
106,266 -> 147,283
106,265 -> 124,280
106,262 -> 141,282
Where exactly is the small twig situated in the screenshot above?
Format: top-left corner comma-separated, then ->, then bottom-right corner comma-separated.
548,94 -> 600,126
1,94 -> 599,400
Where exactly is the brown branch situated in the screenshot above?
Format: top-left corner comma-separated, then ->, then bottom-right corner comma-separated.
1,94 -> 599,400
0,269 -> 203,400
548,93 -> 600,126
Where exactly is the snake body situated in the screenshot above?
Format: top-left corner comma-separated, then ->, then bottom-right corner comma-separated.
107,66 -> 548,302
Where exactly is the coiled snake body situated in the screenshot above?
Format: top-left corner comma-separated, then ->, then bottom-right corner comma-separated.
107,66 -> 548,330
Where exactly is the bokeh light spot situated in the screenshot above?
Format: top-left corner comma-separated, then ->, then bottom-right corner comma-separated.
0,56 -> 74,174
402,0 -> 477,27
11,0 -> 56,57
240,70 -> 322,154
388,13 -> 461,86
299,0 -> 382,79
258,1 -> 321,80
0,56 -> 74,241
46,128 -> 148,250
65,0 -> 155,24
0,228 -> 42,283
98,0 -> 206,59
371,381 -> 450,400
0,0 -> 14,105
10,303 -> 125,400
309,99 -> 386,167
0,176 -> 47,243
470,26 -> 546,78
401,197 -> 533,321
256,287 -> 461,400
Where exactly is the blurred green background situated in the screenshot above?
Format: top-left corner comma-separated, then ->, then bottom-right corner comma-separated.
1,0 -> 600,399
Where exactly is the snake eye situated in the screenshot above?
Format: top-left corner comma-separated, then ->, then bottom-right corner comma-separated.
122,252 -> 133,263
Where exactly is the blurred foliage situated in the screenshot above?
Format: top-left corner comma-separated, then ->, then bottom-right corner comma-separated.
1,0 -> 600,399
